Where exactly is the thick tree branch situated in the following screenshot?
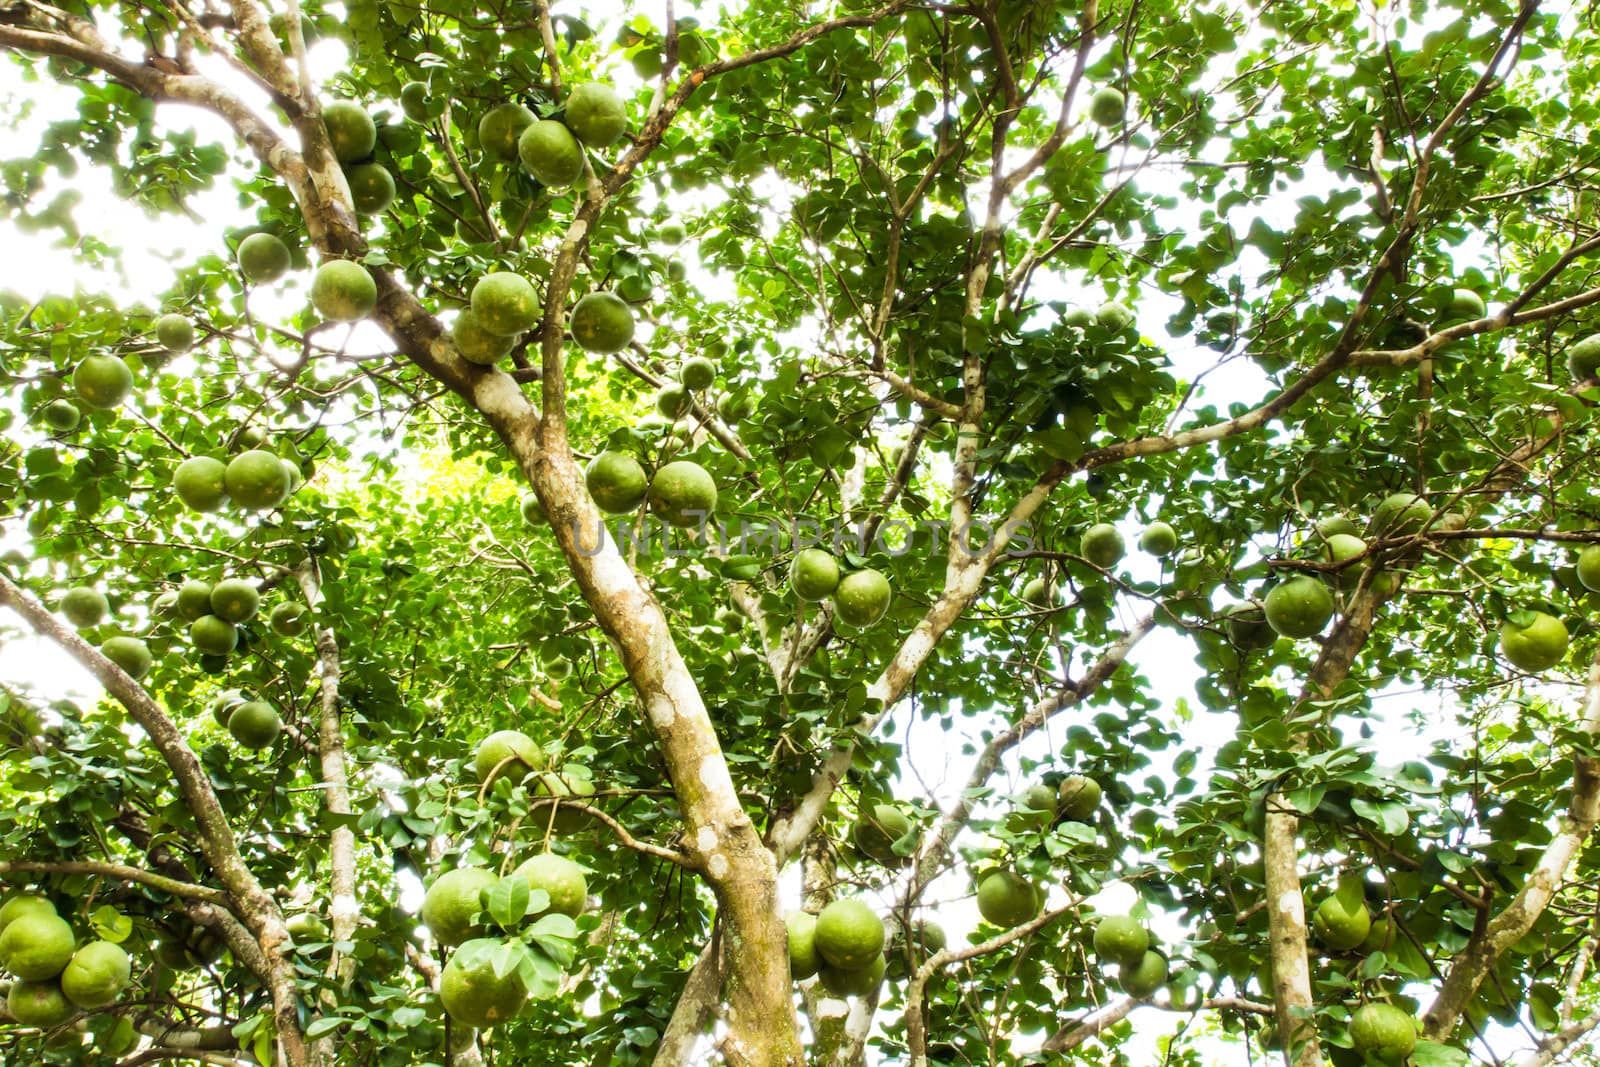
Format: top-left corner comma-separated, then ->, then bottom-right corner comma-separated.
0,860 -> 229,907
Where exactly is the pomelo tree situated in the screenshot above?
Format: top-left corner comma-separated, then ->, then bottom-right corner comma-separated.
0,1 -> 1598,1066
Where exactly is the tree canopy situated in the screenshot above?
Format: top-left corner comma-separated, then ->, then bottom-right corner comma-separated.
0,0 -> 1599,1064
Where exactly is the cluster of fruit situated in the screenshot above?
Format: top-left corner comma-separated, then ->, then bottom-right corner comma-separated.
584,451 -> 717,529
789,548 -> 892,628
0,896 -> 132,1028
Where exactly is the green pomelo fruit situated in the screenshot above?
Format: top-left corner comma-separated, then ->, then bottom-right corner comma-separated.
1093,914 -> 1148,967
790,548 -> 841,601
1500,611 -> 1569,673
225,449 -> 292,510
346,162 -> 396,214
176,579 -> 214,622
657,220 -> 686,245
1361,915 -> 1393,953
237,232 -> 291,283
680,356 -> 716,391
1063,307 -> 1094,328
1312,896 -> 1371,951
453,308 -> 517,365
72,355 -> 134,410
100,637 -> 152,680
1263,576 -> 1334,638
586,451 -> 649,514
1089,86 -> 1125,125
1119,950 -> 1168,998
518,119 -> 584,186
563,83 -> 627,146
190,615 -> 238,656
976,870 -> 1039,928
228,701 -> 281,749
716,392 -> 753,422
655,384 -> 691,420
834,568 -> 891,628
570,291 -> 635,353
814,899 -> 884,972
1578,544 -> 1600,593
210,690 -> 244,728
310,260 -> 377,322
60,940 -> 130,1009
852,803 -> 911,867
1020,783 -> 1058,816
1021,576 -> 1059,608
322,100 -> 376,163
520,493 -> 545,525
422,867 -> 496,947
515,853 -> 588,918
41,400 -> 80,431
478,102 -> 535,161
471,272 -> 539,337
1369,492 -> 1433,536
1095,302 -> 1133,330
7,980 -> 72,1027
0,913 -> 76,980
817,953 -> 885,997
1445,287 -> 1485,321
155,313 -> 194,352
474,730 -> 543,785
1324,533 -> 1367,591
1315,515 -> 1360,541
1139,521 -> 1178,557
786,911 -> 819,979
174,456 -> 228,512
60,587 -> 108,628
1057,775 -> 1102,821
439,938 -> 528,1028
1349,1002 -> 1418,1063
269,602 -> 308,636
1567,333 -> 1600,381
285,912 -> 328,942
209,579 -> 260,623
1080,523 -> 1125,568
235,425 -> 268,450
648,460 -> 716,527
0,896 -> 56,937
399,81 -> 431,122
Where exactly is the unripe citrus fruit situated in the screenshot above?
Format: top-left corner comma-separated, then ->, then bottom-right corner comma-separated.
60,940 -> 130,1009
0,912 -> 76,980
585,451 -> 649,514
1369,492 -> 1433,536
478,102 -> 535,160
1578,544 -> 1600,593
853,803 -> 911,867
6,980 -> 72,1027
658,220 -> 686,245
237,232 -> 291,283
322,100 -> 376,163
1089,87 -> 1125,126
1445,288 -> 1485,321
190,614 -> 239,656
227,700 -> 281,749
346,162 -> 395,214
1080,523 -> 1125,568
60,587 -> 108,628
1323,533 -> 1367,591
680,356 -> 716,391
1567,333 -> 1600,381
520,493 -> 545,525
787,911 -> 819,979
814,899 -> 884,972
209,579 -> 260,623
570,291 -> 635,353
648,460 -> 716,527
1263,575 -> 1334,638
532,767 -> 595,832
1057,775 -> 1102,820
1119,949 -> 1168,998
977,870 -> 1039,928
173,456 -> 228,512
717,392 -> 754,422
311,260 -> 377,322
1349,1002 -> 1417,1062
439,938 -> 527,1027
72,355 -> 133,410
518,119 -> 584,186
470,272 -> 539,337
155,313 -> 194,352
210,690 -> 244,728
1315,515 -> 1360,541
269,602 -> 308,636
1312,896 -> 1371,950
0,895 -> 56,936
564,83 -> 627,146
1093,914 -> 1148,967
100,636 -> 152,680
1020,783 -> 1058,817
474,729 -> 543,785
422,867 -> 495,947
1361,915 -> 1393,953
453,308 -> 517,365
834,568 -> 891,628
514,853 -> 587,918
1095,302 -> 1133,330
655,384 -> 691,420
818,953 -> 885,997
176,579 -> 214,622
790,548 -> 841,601
1139,521 -> 1178,556
285,912 -> 328,942
41,399 -> 80,431
1021,576 -> 1059,607
399,81 -> 430,123
225,449 -> 291,510
1499,610 -> 1569,672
